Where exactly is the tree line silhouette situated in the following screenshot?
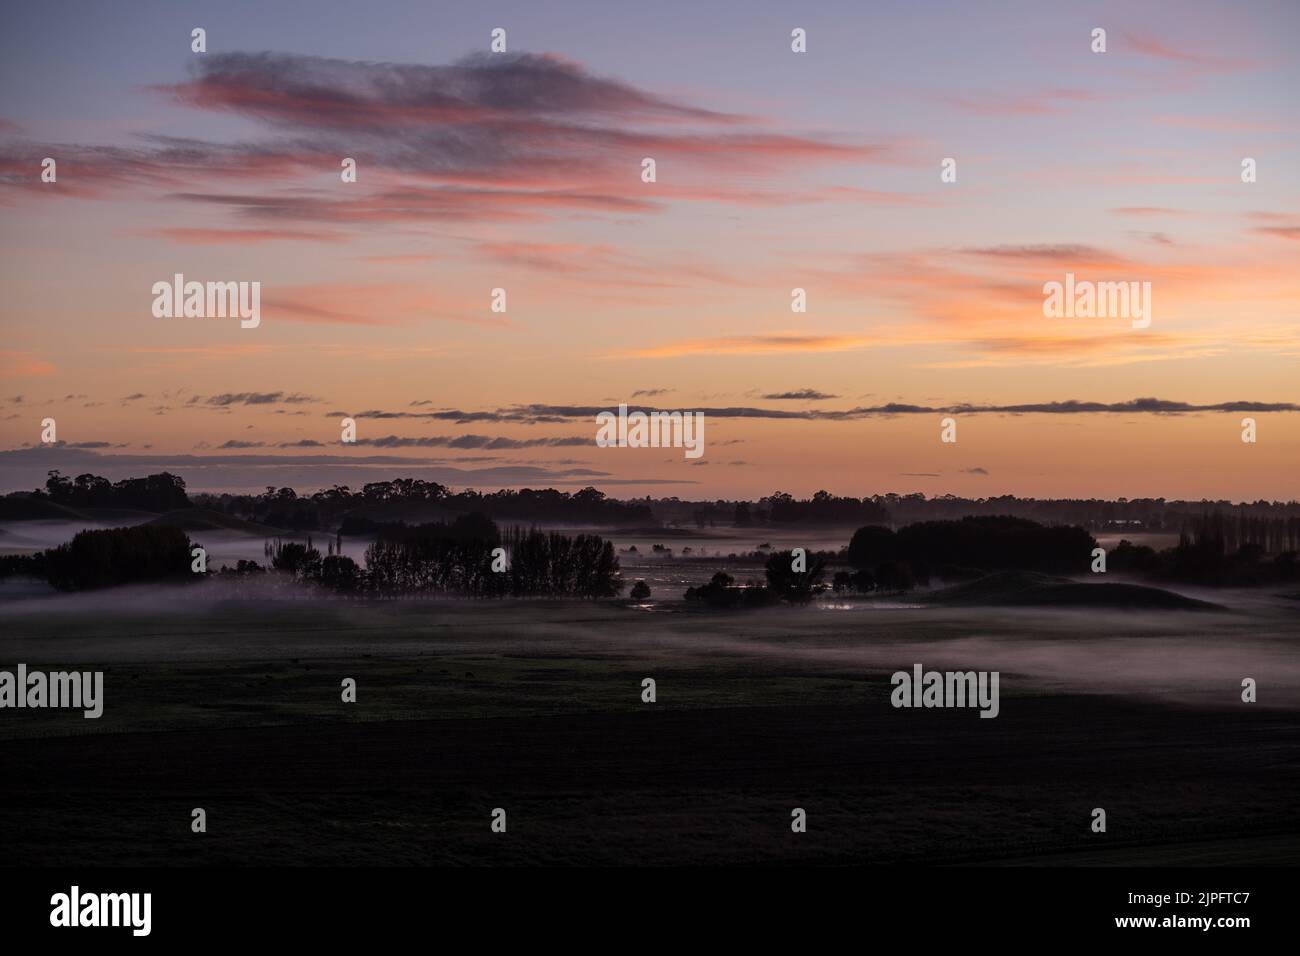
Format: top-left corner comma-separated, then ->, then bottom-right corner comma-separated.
0,524 -> 197,591
847,516 -> 1097,579
245,511 -> 618,596
35,470 -> 191,512
0,513 -> 624,597
659,491 -> 1300,532
1178,511 -> 1300,555
5,473 -> 1297,595
736,491 -> 891,527
1108,513 -> 1299,586
195,481 -> 653,531
685,549 -> 829,607
263,517 -> 624,598
13,472 -> 1297,543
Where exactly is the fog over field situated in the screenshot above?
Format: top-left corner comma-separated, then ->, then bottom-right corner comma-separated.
2,486 -> 1296,868
4,591 -> 1296,868
0,519 -> 128,555
3,588 -> 1297,714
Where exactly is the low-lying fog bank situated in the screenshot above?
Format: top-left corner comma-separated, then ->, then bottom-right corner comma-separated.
1,585 -> 1296,711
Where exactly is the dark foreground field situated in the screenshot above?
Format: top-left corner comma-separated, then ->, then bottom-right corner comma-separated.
2,592 -> 1298,866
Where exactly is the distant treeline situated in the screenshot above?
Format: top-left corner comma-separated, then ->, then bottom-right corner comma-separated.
654,492 -> 1300,532
261,517 -> 620,597
680,546 -> 926,606
33,470 -> 191,512
836,514 -> 1298,589
866,494 -> 1300,532
738,492 -> 891,526
359,519 -> 622,597
5,508 -> 1295,597
14,472 -> 1298,541
0,525 -> 197,591
685,550 -> 828,607
847,516 -> 1097,578
0,513 -> 622,598
1178,511 -> 1300,555
192,481 -> 652,530
1109,514 -> 1299,587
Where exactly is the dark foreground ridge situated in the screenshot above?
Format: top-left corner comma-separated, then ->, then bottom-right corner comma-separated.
2,693 -> 1294,867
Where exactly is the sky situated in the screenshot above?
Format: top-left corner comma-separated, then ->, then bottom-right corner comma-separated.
1,0 -> 1297,499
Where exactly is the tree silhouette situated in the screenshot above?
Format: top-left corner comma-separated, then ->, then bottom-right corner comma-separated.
763,549 -> 826,603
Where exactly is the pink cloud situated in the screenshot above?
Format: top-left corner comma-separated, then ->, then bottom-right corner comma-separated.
1124,33 -> 1255,72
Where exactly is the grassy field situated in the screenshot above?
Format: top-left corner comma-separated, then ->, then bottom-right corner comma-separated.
2,594 -> 1298,866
